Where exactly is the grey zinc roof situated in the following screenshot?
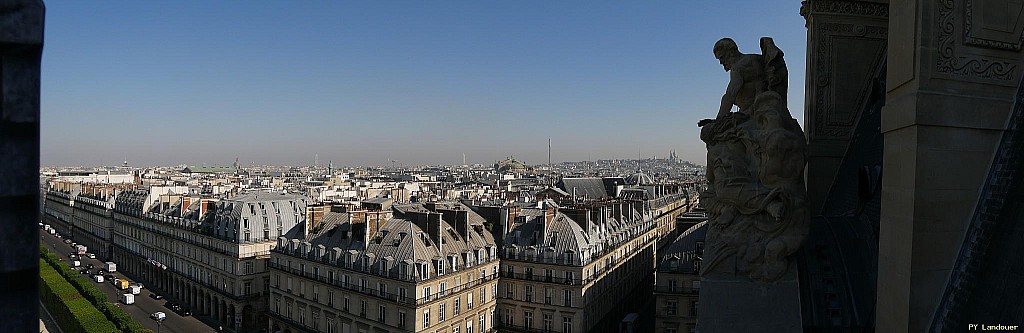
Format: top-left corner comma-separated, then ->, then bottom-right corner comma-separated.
558,178 -> 613,200
289,202 -> 498,279
502,200 -> 655,267
212,192 -> 308,243
659,221 -> 706,274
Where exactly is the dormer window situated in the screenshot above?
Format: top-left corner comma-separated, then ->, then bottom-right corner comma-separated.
435,259 -> 445,275
420,262 -> 431,279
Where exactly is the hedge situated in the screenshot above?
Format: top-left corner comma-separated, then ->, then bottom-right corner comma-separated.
41,246 -> 153,333
40,258 -> 121,333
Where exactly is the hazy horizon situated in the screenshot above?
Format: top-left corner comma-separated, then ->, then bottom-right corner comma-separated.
42,1 -> 807,167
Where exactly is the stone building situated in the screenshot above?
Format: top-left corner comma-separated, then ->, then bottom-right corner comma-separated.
112,189 -> 308,332
42,181 -> 79,241
554,175 -> 690,248
41,181 -> 134,261
797,0 -> 1024,331
267,201 -> 500,333
471,198 -> 657,333
654,222 -> 706,333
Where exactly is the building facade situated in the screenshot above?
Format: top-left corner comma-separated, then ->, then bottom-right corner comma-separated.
268,201 -> 500,333
42,181 -> 131,261
654,222 -> 706,333
476,198 -> 657,333
112,189 -> 308,332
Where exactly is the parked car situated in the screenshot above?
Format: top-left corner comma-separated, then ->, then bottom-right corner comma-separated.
87,253 -> 96,259
165,303 -> 191,316
149,293 -> 164,300
64,239 -> 72,244
86,264 -> 95,269
150,312 -> 166,321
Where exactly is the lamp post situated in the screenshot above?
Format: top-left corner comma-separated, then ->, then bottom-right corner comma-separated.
153,315 -> 165,333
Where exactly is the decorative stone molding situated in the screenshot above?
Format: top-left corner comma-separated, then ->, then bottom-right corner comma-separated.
963,0 -> 1024,51
808,0 -> 889,18
936,0 -> 1017,81
802,0 -> 889,27
810,21 -> 888,139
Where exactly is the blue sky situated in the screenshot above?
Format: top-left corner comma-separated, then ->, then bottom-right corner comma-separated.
42,1 -> 807,167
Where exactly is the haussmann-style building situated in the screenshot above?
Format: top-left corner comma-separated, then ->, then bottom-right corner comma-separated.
267,200 -> 501,333
112,189 -> 308,332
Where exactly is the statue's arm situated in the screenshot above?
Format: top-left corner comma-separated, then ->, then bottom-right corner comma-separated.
718,70 -> 744,118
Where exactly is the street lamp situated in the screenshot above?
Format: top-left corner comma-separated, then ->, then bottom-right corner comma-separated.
152,314 -> 165,333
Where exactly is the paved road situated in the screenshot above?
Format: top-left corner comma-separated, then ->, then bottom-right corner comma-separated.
40,229 -> 220,333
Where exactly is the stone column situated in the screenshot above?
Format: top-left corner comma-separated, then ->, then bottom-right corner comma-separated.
0,1 -> 43,332
878,0 -> 1024,331
801,0 -> 890,214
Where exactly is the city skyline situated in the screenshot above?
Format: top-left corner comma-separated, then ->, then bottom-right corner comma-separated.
42,1 -> 807,167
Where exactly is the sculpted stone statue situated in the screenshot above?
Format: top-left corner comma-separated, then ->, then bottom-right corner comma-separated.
699,37 -> 789,126
698,37 -> 807,283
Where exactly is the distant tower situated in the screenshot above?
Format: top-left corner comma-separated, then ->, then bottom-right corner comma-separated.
548,137 -> 552,168
122,157 -> 128,168
328,160 -> 334,174
315,154 -> 319,168
233,157 -> 240,170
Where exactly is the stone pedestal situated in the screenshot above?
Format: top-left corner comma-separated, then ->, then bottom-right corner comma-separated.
696,268 -> 803,333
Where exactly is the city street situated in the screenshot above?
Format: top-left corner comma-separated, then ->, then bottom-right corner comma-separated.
40,229 -> 221,333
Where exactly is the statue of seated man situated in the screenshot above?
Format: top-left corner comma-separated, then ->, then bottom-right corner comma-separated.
698,37 -> 787,128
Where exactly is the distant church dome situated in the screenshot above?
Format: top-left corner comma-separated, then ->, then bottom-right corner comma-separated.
626,171 -> 654,186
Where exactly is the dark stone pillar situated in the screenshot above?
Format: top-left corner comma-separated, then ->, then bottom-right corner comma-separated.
0,1 -> 44,332
801,0 -> 889,215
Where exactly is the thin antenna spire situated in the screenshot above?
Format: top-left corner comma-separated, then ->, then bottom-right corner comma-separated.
548,137 -> 552,167
638,147 -> 642,172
